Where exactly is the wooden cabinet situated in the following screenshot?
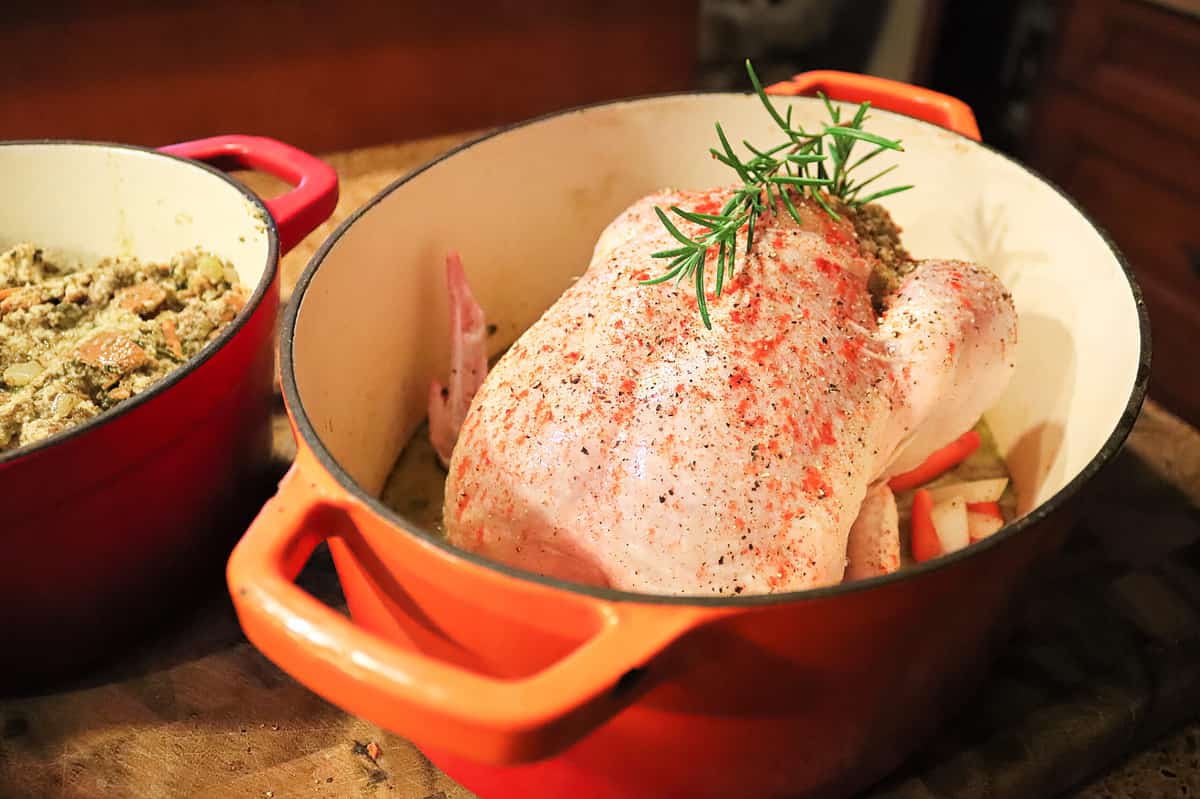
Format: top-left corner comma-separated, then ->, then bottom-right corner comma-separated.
1028,0 -> 1200,425
0,1 -> 698,155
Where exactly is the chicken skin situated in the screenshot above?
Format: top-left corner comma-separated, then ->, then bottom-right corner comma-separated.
430,188 -> 1016,595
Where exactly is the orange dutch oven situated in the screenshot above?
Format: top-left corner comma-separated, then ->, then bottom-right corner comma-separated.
227,74 -> 1149,798
0,135 -> 337,686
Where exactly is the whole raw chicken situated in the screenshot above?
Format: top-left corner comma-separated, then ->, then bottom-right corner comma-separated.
427,188 -> 1016,595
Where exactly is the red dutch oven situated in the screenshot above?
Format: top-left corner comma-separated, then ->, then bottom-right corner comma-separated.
0,135 -> 337,686
227,74 -> 1150,797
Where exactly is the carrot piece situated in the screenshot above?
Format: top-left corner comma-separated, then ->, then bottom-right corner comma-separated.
161,318 -> 184,359
887,430 -> 982,492
966,501 -> 1002,520
911,489 -> 941,563
0,287 -> 16,300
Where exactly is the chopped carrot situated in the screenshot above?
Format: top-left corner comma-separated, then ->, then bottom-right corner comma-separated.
161,318 -> 184,359
966,501 -> 1002,520
887,430 -> 982,492
0,286 -> 35,311
116,282 -> 168,315
911,489 -> 941,563
73,330 -> 149,373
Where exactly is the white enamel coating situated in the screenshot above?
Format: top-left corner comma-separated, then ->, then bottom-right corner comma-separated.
291,93 -> 1143,524
0,143 -> 272,289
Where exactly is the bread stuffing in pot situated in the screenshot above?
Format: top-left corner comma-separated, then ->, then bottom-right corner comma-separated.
0,243 -> 246,452
419,63 -> 1018,595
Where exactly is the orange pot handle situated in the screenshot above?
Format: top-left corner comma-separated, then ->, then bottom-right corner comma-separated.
766,70 -> 982,141
227,460 -> 708,765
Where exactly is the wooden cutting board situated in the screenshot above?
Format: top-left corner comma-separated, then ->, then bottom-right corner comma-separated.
1,136 -> 1198,799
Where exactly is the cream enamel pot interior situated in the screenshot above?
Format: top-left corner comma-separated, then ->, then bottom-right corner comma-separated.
228,75 -> 1149,799
0,136 -> 336,686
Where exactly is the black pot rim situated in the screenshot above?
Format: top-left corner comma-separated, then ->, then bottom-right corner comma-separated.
0,139 -> 281,467
280,90 -> 1152,608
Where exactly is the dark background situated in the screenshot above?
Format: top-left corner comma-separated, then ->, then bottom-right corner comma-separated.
2,0 -> 1198,423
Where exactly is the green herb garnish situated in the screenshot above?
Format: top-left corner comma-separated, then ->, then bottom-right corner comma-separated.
643,59 -> 913,328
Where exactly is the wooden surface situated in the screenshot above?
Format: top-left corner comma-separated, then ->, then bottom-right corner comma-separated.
2,134 -> 1200,799
0,1 -> 698,154
1027,0 -> 1200,428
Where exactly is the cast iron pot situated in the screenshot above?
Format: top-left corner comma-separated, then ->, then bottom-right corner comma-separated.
0,136 -> 337,685
227,74 -> 1149,798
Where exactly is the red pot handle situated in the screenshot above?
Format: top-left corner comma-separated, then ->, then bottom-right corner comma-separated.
227,457 -> 708,765
766,70 -> 982,141
159,135 -> 339,254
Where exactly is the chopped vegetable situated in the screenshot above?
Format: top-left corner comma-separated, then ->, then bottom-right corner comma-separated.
0,243 -> 246,453
161,318 -> 184,359
51,392 -> 77,417
967,510 -> 1004,542
3,361 -> 43,387
927,477 -> 1007,505
73,331 -> 150,374
965,501 -> 1002,519
911,488 -> 941,563
197,253 -> 227,284
116,282 -> 168,315
930,496 -> 969,554
887,430 -> 982,492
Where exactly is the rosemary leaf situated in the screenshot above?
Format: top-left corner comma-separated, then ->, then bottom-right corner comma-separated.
744,140 -> 792,159
655,206 -> 698,247
770,175 -> 834,186
745,59 -> 793,136
715,124 -> 754,184
785,152 -> 826,164
826,138 -> 844,190
853,184 -> 914,206
847,143 -> 891,172
641,255 -> 690,285
695,254 -> 712,329
711,149 -> 751,178
672,206 -> 725,228
645,58 -> 912,327
780,186 -> 803,225
715,239 -> 728,297
850,100 -> 871,129
823,125 -> 904,150
844,163 -> 901,199
812,190 -> 841,222
820,91 -> 840,124
650,245 -> 696,259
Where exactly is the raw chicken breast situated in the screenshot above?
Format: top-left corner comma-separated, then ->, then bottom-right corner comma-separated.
435,187 -> 1016,595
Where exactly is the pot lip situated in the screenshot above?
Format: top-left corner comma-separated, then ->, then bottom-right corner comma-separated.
0,138 -> 280,467
280,90 -> 1152,608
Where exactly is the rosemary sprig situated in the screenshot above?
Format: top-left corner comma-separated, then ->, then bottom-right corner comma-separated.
642,58 -> 913,328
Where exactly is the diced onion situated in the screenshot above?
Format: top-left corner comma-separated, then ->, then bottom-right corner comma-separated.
197,253 -> 227,284
930,496 -> 969,554
927,477 -> 1008,505
52,392 -> 78,417
3,361 -> 42,387
967,511 -> 1004,542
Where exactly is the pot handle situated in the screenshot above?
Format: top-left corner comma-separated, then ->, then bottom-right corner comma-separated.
227,461 -> 706,765
159,135 -> 339,254
766,70 -> 981,141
